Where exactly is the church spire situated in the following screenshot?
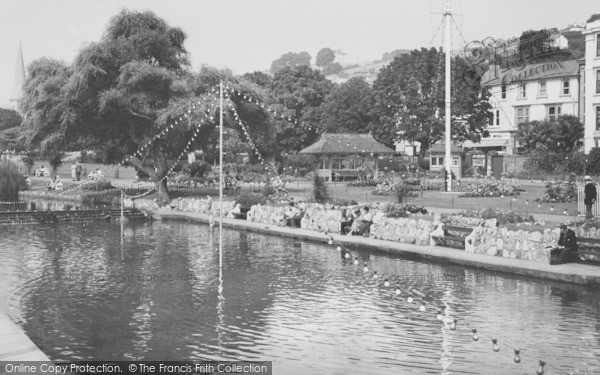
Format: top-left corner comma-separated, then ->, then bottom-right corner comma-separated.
10,41 -> 25,112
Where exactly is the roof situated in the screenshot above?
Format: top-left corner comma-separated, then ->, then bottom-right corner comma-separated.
429,143 -> 462,154
462,139 -> 511,148
482,59 -> 580,87
299,133 -> 395,155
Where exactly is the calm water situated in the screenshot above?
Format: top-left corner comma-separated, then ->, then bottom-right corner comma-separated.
1,221 -> 599,374
0,200 -> 112,212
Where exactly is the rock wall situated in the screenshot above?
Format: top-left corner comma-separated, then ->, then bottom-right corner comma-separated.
247,205 -> 287,226
371,217 -> 434,246
171,197 -> 236,217
301,206 -> 344,233
465,226 -> 560,262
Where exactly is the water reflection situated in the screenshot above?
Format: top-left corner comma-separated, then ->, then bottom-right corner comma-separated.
0,200 -> 112,212
0,221 -> 599,374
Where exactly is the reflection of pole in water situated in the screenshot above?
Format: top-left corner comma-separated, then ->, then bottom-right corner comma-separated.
439,287 -> 455,374
120,219 -> 124,261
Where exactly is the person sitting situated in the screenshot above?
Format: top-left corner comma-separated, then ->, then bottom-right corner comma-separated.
342,208 -> 360,234
55,177 -> 64,191
47,176 -> 57,190
549,224 -> 579,265
227,203 -> 242,219
347,206 -> 373,236
284,201 -> 303,227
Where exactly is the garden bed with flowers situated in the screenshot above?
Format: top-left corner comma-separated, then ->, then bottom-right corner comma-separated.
459,178 -> 521,198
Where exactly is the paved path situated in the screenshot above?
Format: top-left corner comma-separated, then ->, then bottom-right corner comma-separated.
0,310 -> 50,361
151,209 -> 600,287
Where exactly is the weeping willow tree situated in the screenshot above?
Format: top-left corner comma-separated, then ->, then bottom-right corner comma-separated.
19,9 -> 272,205
0,161 -> 26,200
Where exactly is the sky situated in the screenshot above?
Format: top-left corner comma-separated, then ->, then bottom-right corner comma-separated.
0,0 -> 598,108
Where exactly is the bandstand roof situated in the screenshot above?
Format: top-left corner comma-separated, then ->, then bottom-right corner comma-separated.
299,133 -> 395,155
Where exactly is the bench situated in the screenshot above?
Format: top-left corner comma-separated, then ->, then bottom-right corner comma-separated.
578,237 -> 600,264
431,225 -> 473,250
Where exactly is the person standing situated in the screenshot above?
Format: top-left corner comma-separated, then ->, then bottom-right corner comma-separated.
75,161 -> 82,181
584,175 -> 597,220
71,162 -> 77,181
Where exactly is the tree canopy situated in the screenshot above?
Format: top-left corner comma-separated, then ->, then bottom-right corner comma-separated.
315,48 -> 336,67
19,9 -> 270,204
270,52 -> 311,74
517,115 -> 583,154
320,77 -> 372,133
370,47 -> 492,153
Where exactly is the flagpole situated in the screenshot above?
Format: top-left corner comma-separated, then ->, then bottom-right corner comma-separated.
444,0 -> 452,192
219,80 -> 224,271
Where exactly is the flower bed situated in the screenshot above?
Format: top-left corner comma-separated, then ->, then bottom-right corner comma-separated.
538,177 -> 577,203
460,178 -> 521,198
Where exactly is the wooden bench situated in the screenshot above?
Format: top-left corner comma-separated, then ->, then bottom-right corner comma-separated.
578,237 -> 600,264
431,225 -> 473,250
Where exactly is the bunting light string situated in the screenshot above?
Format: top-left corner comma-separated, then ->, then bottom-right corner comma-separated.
322,232 -> 569,374
227,102 -> 277,177
129,98 -> 219,161
222,85 -> 321,135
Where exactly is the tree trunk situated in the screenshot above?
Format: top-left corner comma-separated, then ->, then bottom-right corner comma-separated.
155,178 -> 170,206
153,147 -> 171,206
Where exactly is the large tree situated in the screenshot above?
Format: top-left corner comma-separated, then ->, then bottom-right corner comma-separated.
270,52 -> 311,74
315,48 -> 335,68
370,47 -> 492,155
517,115 -> 583,154
268,65 -> 334,152
320,77 -> 372,133
19,10 -> 270,205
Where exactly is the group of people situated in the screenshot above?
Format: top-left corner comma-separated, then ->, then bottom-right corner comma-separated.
344,206 -> 373,236
47,175 -> 63,191
70,161 -> 83,181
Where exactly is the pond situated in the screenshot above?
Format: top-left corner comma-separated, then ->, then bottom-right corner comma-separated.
0,200 -> 113,212
0,221 -> 599,374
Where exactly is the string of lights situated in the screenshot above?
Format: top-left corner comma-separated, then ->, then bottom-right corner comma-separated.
323,231 -> 574,375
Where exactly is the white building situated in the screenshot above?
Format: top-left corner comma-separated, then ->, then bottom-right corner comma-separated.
582,17 -> 600,152
473,59 -> 581,155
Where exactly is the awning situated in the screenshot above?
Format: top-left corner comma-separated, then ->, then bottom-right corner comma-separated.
462,139 -> 510,148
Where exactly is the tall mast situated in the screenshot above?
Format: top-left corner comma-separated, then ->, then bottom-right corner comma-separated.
219,81 -> 224,270
444,0 -> 452,192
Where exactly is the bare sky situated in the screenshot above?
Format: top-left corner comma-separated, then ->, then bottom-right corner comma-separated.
0,0 -> 598,108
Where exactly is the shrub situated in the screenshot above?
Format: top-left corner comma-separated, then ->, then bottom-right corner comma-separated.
312,173 -> 329,203
183,161 -> 211,177
328,197 -> 358,206
372,176 -> 413,203
540,174 -> 577,203
282,154 -> 318,176
383,202 -> 427,218
237,193 -> 266,210
0,161 -> 26,199
81,180 -> 115,191
480,208 -> 535,224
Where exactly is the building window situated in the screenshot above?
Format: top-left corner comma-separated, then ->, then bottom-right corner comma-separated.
431,157 -> 444,166
597,35 -> 600,57
597,70 -> 600,94
501,85 -> 507,99
547,105 -> 562,122
494,110 -> 500,126
562,80 -> 570,95
519,83 -> 526,99
538,81 -> 547,97
516,107 -> 530,124
596,106 -> 600,130
452,156 -> 459,167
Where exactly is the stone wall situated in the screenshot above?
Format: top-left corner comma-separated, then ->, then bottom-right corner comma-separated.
301,206 -> 344,233
170,197 -> 236,217
465,226 -> 561,262
371,217 -> 434,246
503,155 -> 532,175
247,205 -> 287,226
